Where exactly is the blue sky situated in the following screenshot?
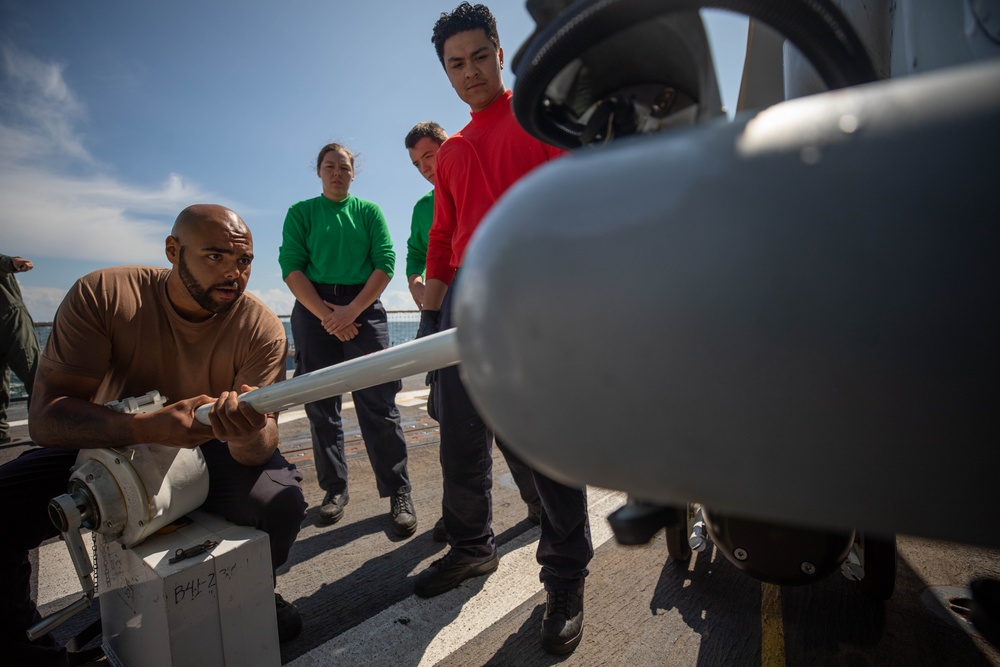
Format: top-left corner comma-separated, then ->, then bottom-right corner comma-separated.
1,1 -> 747,320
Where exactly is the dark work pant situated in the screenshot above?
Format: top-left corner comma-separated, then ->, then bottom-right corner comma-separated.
1,304 -> 41,439
496,439 -> 541,511
290,289 -> 410,498
0,442 -> 305,650
434,274 -> 593,590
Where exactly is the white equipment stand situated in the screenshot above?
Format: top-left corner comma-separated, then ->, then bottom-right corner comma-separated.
98,510 -> 277,667
29,392 -> 279,666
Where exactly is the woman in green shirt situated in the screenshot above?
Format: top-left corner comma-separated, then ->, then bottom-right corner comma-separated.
279,143 -> 416,537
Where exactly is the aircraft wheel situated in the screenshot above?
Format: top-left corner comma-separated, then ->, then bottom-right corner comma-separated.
665,504 -> 693,563
861,533 -> 897,601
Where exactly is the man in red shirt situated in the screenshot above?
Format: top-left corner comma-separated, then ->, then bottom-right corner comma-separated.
414,2 -> 593,655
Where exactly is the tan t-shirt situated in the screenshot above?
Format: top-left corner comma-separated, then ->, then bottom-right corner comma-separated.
41,266 -> 287,405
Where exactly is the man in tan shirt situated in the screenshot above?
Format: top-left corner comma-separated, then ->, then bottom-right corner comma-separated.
0,205 -> 307,666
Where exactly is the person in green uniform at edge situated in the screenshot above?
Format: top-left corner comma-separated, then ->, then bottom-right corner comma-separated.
279,142 -> 417,537
0,253 -> 41,445
403,121 -> 542,544
403,122 -> 448,311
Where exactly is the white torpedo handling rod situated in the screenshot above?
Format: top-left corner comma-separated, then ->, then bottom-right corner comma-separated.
194,328 -> 459,425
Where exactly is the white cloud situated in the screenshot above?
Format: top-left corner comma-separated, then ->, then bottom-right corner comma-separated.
0,166 -> 213,264
2,42 -> 418,328
21,285 -> 66,322
0,43 -> 218,265
380,288 -> 418,311
248,286 -> 296,318
1,45 -> 88,163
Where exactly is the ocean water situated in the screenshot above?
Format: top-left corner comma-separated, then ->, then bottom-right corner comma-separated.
8,312 -> 420,400
280,313 -> 420,355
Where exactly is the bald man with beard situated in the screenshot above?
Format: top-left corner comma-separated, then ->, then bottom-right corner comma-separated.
0,205 -> 307,666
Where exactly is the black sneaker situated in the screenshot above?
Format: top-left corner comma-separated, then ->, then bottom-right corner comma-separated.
432,516 -> 448,542
318,490 -> 348,525
391,493 -> 417,537
540,585 -> 584,654
414,549 -> 499,598
275,593 -> 302,643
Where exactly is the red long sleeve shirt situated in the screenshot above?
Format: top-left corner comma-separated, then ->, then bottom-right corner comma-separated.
426,89 -> 565,284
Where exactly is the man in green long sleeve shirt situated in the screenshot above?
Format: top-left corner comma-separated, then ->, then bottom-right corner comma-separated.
403,121 -> 448,309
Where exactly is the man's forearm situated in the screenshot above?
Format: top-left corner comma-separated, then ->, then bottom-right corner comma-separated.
422,279 -> 449,311
226,418 -> 279,467
350,269 -> 391,313
284,271 -> 328,319
29,397 -> 137,449
408,274 -> 425,308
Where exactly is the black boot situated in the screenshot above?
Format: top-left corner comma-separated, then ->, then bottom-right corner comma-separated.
540,585 -> 584,654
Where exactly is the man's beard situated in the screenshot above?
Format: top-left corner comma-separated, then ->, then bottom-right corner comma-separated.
178,248 -> 243,314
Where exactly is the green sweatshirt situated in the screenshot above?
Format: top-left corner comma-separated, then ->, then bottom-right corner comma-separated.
279,194 -> 396,285
405,190 -> 434,279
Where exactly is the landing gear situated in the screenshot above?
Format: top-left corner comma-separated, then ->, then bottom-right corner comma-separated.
858,533 -> 897,601
607,498 -> 896,600
841,532 -> 897,600
665,503 -> 695,563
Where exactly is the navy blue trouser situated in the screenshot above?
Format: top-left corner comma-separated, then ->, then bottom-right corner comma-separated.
0,442 -> 305,659
434,274 -> 593,590
496,439 -> 541,512
290,287 -> 410,498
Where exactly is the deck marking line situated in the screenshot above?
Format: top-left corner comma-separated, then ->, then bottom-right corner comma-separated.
760,582 -> 786,667
289,487 -> 625,667
278,409 -> 309,424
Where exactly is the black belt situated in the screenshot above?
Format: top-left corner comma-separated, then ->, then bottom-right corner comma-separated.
314,283 -> 365,297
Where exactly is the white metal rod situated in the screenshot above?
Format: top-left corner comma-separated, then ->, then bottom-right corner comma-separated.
195,328 -> 458,425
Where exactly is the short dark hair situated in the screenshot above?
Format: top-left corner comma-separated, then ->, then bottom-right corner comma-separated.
316,143 -> 355,172
404,121 -> 448,150
431,2 -> 500,67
